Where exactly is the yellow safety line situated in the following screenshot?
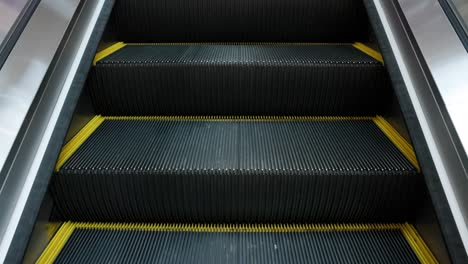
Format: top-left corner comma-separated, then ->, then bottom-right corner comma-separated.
71,222 -> 402,232
352,42 -> 384,63
47,222 -> 62,241
93,42 -> 126,65
401,224 -> 439,264
104,116 -> 374,122
55,115 -> 105,171
37,222 -> 436,263
36,222 -> 76,264
373,116 -> 420,172
126,42 -> 353,46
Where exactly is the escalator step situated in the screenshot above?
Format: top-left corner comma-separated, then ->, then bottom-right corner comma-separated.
108,0 -> 369,43
37,223 -> 436,264
88,44 -> 390,115
51,116 -> 422,222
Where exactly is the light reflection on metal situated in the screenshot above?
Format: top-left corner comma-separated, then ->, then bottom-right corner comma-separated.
0,0 -> 31,54
373,0 -> 468,255
449,0 -> 468,35
0,0 -> 79,261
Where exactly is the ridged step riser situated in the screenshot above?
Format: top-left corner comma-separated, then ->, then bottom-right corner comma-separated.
51,173 -> 422,223
109,0 -> 368,43
89,45 -> 390,116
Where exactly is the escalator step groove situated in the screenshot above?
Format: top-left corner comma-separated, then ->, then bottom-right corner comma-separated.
51,117 -> 422,222
88,44 -> 391,116
38,223 -> 436,264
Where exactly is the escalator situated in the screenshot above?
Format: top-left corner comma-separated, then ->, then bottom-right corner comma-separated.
29,0 -> 445,262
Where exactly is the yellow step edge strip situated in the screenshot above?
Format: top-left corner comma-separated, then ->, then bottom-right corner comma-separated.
36,222 -> 76,264
401,223 -> 439,264
72,222 -> 402,232
104,116 -> 374,122
352,42 -> 384,64
54,115 -> 105,171
126,42 -> 353,46
37,222 -> 437,264
373,116 -> 420,172
93,42 -> 126,65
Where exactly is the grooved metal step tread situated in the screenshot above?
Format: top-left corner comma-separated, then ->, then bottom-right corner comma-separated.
37,223 -> 437,264
58,116 -> 415,174
88,44 -> 390,115
97,44 -> 380,65
51,116 -> 422,222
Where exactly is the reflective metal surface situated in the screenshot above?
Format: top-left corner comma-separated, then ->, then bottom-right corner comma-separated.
0,0 -> 110,261
399,0 -> 468,154
372,0 -> 468,255
0,0 -> 80,261
0,0 -> 30,49
0,0 -> 78,176
449,0 -> 468,34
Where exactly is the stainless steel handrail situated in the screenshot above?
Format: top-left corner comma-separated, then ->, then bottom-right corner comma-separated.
0,0 -> 112,261
0,0 -> 31,50
0,0 -> 80,261
372,0 -> 468,256
0,0 -> 42,68
447,0 -> 468,35
0,0 -> 79,180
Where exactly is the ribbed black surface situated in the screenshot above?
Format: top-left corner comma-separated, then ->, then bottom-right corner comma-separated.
89,45 -> 391,116
108,0 -> 369,43
55,228 -> 419,264
51,119 -> 422,222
